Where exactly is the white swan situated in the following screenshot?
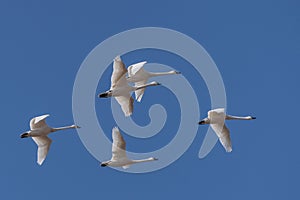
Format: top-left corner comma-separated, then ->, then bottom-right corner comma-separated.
198,108 -> 256,152
101,127 -> 158,169
20,114 -> 80,165
98,56 -> 160,116
126,61 -> 180,102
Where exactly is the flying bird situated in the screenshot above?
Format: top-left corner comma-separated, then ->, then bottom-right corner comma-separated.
20,114 -> 80,165
198,108 -> 256,152
101,127 -> 158,169
126,61 -> 180,102
98,56 -> 160,116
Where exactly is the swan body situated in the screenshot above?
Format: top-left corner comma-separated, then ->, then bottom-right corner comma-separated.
101,127 -> 158,169
20,114 -> 80,165
126,61 -> 180,102
98,56 -> 160,116
198,108 -> 256,152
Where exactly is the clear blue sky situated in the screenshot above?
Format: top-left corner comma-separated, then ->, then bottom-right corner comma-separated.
1,0 -> 299,199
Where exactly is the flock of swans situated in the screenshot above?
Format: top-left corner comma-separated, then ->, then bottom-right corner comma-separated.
20,55 -> 255,167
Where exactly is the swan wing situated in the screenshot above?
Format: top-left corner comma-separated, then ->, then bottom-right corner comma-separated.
134,80 -> 148,102
127,61 -> 147,77
111,56 -> 127,89
114,95 -> 134,117
210,123 -> 232,152
111,127 -> 127,161
32,136 -> 52,165
114,74 -> 128,89
208,108 -> 225,117
30,114 -> 50,130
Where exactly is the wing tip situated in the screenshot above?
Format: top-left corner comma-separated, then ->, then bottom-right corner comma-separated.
39,114 -> 50,118
112,126 -> 119,131
37,160 -> 43,165
114,55 -> 121,61
125,112 -> 132,117
136,95 -> 143,102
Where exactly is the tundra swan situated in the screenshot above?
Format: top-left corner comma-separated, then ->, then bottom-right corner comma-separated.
198,108 -> 256,152
126,61 -> 180,102
101,127 -> 158,169
20,114 -> 80,165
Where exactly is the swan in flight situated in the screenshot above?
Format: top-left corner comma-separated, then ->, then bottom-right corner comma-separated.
101,127 -> 158,169
20,114 -> 80,165
126,61 -> 180,102
98,56 -> 160,116
198,108 -> 256,152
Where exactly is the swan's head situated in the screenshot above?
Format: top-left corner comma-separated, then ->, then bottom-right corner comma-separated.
149,81 -> 161,86
149,157 -> 158,161
249,116 -> 256,120
100,161 -> 109,167
114,55 -> 121,62
98,90 -> 112,98
198,118 -> 210,125
198,120 -> 205,125
171,70 -> 181,74
71,125 -> 81,129
20,132 -> 30,138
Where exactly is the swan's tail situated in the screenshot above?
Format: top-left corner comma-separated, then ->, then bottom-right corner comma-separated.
122,165 -> 131,169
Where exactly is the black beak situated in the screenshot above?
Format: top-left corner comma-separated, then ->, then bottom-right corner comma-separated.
198,120 -> 205,125
98,93 -> 108,98
251,116 -> 256,120
101,163 -> 107,167
176,71 -> 181,74
20,133 -> 29,138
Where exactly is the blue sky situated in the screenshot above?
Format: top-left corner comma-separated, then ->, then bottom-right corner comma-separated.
1,0 -> 299,199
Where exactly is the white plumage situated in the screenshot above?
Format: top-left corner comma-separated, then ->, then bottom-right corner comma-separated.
199,108 -> 256,152
101,127 -> 158,169
21,114 -> 80,165
127,61 -> 180,102
98,56 -> 160,116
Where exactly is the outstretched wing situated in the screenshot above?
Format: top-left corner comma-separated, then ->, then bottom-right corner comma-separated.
127,61 -> 147,77
134,80 -> 147,102
114,95 -> 134,117
30,114 -> 50,130
111,127 -> 127,161
210,123 -> 232,152
32,136 -> 52,165
208,108 -> 225,118
110,56 -> 127,89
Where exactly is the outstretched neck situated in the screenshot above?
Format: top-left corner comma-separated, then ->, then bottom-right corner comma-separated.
51,125 -> 77,132
135,82 -> 159,91
149,71 -> 175,77
131,157 -> 156,164
225,115 -> 254,120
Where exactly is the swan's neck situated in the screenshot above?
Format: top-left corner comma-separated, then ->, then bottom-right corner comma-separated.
131,158 -> 155,164
225,115 -> 253,120
134,82 -> 158,91
149,71 -> 176,77
51,125 -> 76,132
